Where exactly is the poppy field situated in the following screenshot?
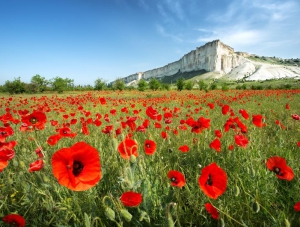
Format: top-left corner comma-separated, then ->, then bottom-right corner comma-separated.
1,89 -> 300,227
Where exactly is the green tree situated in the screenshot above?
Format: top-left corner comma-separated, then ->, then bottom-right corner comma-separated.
137,79 -> 147,91
114,78 -> 125,91
210,83 -> 217,90
176,78 -> 185,91
4,77 -> 26,94
51,77 -> 74,93
185,81 -> 194,90
221,83 -> 229,91
162,83 -> 171,91
94,78 -> 107,91
30,74 -> 48,93
148,78 -> 161,91
198,80 -> 208,91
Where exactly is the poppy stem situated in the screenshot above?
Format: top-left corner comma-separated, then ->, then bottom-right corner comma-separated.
238,178 -> 276,221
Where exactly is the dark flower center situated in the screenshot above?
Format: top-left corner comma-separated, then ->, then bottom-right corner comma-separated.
146,143 -> 150,148
171,177 -> 178,183
206,174 -> 213,186
73,160 -> 84,176
30,117 -> 38,124
0,131 -> 7,136
273,167 -> 283,175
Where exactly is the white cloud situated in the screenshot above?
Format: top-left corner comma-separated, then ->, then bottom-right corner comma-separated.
196,0 -> 300,55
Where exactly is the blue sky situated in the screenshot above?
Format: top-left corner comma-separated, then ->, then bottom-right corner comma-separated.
0,0 -> 299,85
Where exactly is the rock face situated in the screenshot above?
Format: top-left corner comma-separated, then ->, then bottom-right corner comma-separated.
119,40 -> 300,85
122,40 -> 246,84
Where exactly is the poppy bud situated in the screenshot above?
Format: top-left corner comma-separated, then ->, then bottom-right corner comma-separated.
112,138 -> 118,151
285,219 -> 291,227
120,209 -> 132,222
105,207 -> 116,221
130,154 -> 136,163
234,185 -> 240,197
252,201 -> 260,213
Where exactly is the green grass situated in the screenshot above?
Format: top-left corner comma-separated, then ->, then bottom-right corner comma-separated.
1,90 -> 300,226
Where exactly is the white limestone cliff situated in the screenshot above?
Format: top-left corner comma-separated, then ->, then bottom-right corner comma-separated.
121,40 -> 245,84
118,40 -> 299,85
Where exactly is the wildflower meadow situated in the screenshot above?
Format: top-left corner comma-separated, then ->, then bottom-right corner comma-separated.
1,89 -> 300,227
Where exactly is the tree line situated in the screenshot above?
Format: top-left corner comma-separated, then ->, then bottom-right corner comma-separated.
0,74 -> 228,94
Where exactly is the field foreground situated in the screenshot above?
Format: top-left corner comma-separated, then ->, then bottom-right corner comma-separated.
1,90 -> 300,227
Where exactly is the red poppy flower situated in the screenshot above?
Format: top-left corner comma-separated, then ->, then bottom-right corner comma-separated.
228,144 -> 234,150
118,138 -> 138,159
21,111 -> 47,130
292,114 -> 300,120
0,148 -> 15,161
178,145 -> 189,153
29,159 -> 44,172
210,138 -> 221,152
144,140 -> 156,155
286,103 -> 290,110
58,127 -> 77,138
154,122 -> 162,128
146,106 -> 159,120
102,125 -> 114,134
205,203 -> 219,220
198,162 -> 227,199
252,114 -> 266,127
100,97 -> 106,105
161,131 -> 168,139
234,135 -> 249,148
52,141 -> 101,191
120,191 -> 142,207
142,119 -> 150,128
239,109 -> 249,120
207,103 -> 214,110
297,142 -> 300,147
222,105 -> 230,115
0,126 -> 14,143
266,156 -> 294,181
0,160 -> 8,172
214,130 -> 222,138
2,214 -> 25,227
47,134 -> 62,146
167,170 -> 186,188
294,202 -> 300,211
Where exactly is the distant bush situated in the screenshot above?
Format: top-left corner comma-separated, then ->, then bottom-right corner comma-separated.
161,83 -> 171,91
176,78 -> 185,91
185,81 -> 194,90
198,80 -> 208,91
221,84 -> 229,91
4,77 -> 26,94
251,85 -> 263,90
137,79 -> 147,91
210,83 -> 217,90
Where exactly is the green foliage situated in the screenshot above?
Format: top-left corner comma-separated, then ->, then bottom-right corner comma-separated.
198,80 -> 208,91
210,83 -> 217,90
148,78 -> 161,91
221,83 -> 229,91
94,78 -> 107,91
185,81 -> 194,90
114,79 -> 125,91
251,84 -> 263,90
162,83 -> 171,91
137,79 -> 148,91
4,77 -> 26,94
1,90 -> 300,226
176,78 -> 185,91
30,74 -> 48,93
51,77 -> 74,93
